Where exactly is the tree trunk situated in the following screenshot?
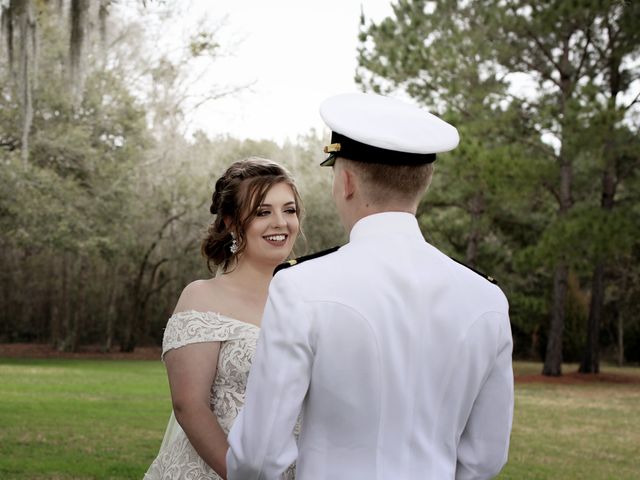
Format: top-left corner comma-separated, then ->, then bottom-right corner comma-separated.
617,312 -> 624,367
120,306 -> 133,352
465,192 -> 484,268
615,267 -> 629,368
69,260 -> 88,352
543,148 -> 572,376
98,0 -> 110,48
579,17 -> 626,371
104,266 -> 117,352
543,263 -> 568,376
69,0 -> 89,105
50,255 -> 63,347
16,0 -> 35,164
0,247 -> 12,341
530,325 -> 540,360
3,1 -> 16,77
542,37 -> 576,377
580,102 -> 617,371
57,253 -> 72,351
121,312 -> 138,352
121,276 -> 138,352
18,251 -> 33,339
579,262 -> 604,373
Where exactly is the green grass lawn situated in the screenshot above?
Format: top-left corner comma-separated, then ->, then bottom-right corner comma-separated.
0,358 -> 172,479
497,362 -> 640,480
1,358 -> 639,479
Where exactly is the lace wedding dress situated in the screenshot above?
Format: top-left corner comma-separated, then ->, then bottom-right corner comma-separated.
144,310 -> 295,479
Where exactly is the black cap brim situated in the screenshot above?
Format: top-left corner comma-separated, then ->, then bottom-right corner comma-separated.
320,153 -> 337,167
320,132 -> 436,167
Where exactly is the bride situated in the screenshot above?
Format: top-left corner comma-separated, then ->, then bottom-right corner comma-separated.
144,157 -> 302,479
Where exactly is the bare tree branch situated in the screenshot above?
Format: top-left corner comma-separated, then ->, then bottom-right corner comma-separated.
143,277 -> 172,303
574,20 -> 593,82
543,180 -> 562,207
623,90 -> 640,110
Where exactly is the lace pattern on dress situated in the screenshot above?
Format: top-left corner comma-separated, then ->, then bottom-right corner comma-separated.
161,310 -> 254,360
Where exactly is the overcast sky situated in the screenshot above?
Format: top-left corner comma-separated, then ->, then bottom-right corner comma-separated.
171,0 -> 395,143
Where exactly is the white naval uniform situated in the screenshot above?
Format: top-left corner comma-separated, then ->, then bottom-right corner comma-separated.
227,212 -> 514,480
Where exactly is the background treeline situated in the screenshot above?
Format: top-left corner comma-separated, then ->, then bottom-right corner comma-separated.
0,0 -> 639,376
0,0 -> 346,354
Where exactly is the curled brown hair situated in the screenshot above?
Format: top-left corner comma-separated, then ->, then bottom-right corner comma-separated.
201,157 -> 303,273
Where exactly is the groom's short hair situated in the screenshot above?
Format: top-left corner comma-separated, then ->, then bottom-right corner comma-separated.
340,157 -> 434,206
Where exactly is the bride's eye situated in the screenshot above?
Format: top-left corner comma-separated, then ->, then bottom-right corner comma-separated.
257,209 -> 270,217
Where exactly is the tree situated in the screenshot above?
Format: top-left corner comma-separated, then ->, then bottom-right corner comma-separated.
357,0 -> 640,375
1,0 -> 36,163
0,0 -> 250,352
577,1 -> 640,373
356,0 -> 555,362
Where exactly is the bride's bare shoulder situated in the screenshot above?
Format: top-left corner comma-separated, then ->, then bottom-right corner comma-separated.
173,278 -> 225,314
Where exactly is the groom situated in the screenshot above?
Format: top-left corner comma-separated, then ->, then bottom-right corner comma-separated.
226,92 -> 514,479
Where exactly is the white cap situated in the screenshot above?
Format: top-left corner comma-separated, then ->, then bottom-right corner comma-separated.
319,92 -> 459,166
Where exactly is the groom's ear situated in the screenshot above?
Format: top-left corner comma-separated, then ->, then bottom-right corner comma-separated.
341,166 -> 356,200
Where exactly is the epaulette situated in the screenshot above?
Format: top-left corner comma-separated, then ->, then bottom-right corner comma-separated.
450,257 -> 498,285
273,246 -> 341,276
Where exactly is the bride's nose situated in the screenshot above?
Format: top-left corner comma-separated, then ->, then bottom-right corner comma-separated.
271,211 -> 287,228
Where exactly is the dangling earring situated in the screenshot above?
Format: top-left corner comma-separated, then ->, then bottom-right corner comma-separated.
229,232 -> 238,254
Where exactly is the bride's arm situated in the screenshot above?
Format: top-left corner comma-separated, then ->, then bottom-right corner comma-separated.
165,342 -> 229,479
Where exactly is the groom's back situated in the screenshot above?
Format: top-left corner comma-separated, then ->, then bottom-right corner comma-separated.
287,226 -> 511,479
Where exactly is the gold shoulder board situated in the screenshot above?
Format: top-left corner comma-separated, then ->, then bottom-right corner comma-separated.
273,246 -> 340,276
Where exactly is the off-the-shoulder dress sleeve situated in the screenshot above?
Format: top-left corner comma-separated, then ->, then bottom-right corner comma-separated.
145,310 -> 269,480
161,310 -> 252,360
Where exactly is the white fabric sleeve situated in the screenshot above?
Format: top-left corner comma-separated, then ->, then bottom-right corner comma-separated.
226,273 -> 312,480
456,312 -> 514,480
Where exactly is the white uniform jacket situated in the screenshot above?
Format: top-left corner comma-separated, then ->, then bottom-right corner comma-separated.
227,212 -> 514,480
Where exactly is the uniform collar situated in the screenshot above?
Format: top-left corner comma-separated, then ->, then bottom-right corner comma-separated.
349,212 -> 421,243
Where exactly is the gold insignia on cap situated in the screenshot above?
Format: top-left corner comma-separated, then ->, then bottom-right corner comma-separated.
323,143 -> 341,153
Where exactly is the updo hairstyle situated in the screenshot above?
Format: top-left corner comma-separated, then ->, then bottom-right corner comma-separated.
201,157 -> 303,273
